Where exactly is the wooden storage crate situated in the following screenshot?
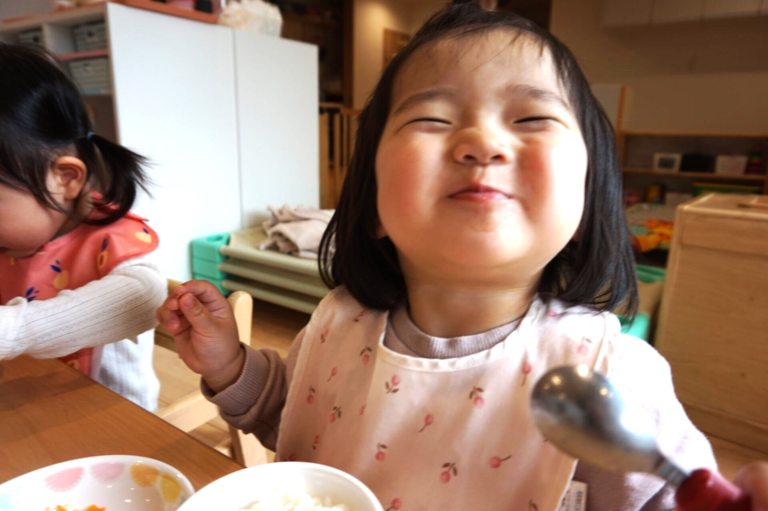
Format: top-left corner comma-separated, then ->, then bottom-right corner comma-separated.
656,193 -> 768,453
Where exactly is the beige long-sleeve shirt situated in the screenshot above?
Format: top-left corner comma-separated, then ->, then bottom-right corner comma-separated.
205,301 -> 716,511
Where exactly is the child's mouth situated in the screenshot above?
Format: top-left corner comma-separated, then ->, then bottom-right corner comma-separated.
450,184 -> 512,202
0,248 -> 7,255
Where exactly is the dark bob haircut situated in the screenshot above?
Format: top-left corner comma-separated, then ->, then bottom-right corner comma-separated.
319,2 -> 638,317
0,43 -> 149,225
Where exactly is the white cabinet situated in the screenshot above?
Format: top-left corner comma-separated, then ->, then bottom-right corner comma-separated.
234,32 -> 319,228
108,4 -> 243,282
704,0 -> 760,18
602,0 -> 653,27
652,0 -> 704,23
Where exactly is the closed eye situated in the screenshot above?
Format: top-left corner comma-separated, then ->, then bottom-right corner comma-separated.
410,118 -> 451,125
516,117 -> 556,123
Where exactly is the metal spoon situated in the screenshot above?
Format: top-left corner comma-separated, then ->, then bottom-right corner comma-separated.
530,364 -> 751,511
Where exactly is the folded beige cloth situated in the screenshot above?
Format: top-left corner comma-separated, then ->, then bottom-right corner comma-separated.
259,205 -> 334,259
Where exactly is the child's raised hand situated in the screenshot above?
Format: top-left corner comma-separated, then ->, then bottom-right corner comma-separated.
155,280 -> 244,393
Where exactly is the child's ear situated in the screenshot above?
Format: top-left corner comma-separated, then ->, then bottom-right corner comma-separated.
49,156 -> 87,200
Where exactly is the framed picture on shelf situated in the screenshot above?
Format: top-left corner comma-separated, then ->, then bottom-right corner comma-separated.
653,153 -> 682,172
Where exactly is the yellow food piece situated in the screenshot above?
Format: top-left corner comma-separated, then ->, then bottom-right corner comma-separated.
160,474 -> 182,503
130,463 -> 160,487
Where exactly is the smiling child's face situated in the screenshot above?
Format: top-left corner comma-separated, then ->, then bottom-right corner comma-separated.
375,30 -> 589,286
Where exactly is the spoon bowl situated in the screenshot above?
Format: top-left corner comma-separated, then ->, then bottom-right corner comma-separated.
530,364 -> 685,485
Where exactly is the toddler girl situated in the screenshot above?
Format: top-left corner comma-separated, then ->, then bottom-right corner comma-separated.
0,44 -> 164,411
157,4 -> 768,508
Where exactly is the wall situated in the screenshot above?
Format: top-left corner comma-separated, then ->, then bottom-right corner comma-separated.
0,0 -> 50,21
353,0 -> 410,108
352,0 -> 446,108
550,0 -> 768,133
408,0 -> 446,32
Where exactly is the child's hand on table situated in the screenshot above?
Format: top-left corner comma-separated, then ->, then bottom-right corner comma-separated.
155,280 -> 244,393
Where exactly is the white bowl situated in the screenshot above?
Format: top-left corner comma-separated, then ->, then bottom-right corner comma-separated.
178,462 -> 384,511
0,455 -> 194,511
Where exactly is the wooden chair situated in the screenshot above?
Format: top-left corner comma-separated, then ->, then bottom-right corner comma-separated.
154,280 -> 269,467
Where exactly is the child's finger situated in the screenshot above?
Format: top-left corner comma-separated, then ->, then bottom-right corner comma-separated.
167,297 -> 180,311
169,314 -> 191,334
156,307 -> 182,331
174,280 -> 228,309
733,462 -> 768,509
156,305 -> 175,325
178,292 -> 218,335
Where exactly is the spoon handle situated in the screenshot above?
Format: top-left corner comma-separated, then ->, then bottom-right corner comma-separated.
675,469 -> 752,511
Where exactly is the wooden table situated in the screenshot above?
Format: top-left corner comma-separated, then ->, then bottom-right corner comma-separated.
0,356 -> 243,489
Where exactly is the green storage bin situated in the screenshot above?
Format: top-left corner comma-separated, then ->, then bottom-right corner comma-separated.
619,312 -> 650,340
692,182 -> 761,197
192,258 -> 227,280
636,264 -> 665,284
193,273 -> 229,296
617,264 -> 666,341
191,233 -> 230,263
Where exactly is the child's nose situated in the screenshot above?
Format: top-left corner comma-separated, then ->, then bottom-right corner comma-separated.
452,130 -> 512,166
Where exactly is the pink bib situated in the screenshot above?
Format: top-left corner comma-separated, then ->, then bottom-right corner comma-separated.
0,210 -> 159,378
277,288 -> 619,511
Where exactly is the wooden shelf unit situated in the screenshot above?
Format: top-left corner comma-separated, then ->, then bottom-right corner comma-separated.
57,48 -> 109,61
623,168 -> 768,183
621,130 -> 768,138
0,3 -> 106,31
619,131 -> 768,194
118,0 -> 219,24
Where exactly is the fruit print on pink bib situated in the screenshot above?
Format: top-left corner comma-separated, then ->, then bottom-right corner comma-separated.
277,288 -> 618,511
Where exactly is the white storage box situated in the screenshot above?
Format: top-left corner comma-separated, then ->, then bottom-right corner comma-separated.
18,29 -> 43,47
72,21 -> 107,51
69,57 -> 111,93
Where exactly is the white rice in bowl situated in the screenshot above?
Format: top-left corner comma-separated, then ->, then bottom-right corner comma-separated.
241,488 -> 351,511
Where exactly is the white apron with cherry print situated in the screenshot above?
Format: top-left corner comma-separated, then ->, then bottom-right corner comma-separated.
276,288 -> 620,511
